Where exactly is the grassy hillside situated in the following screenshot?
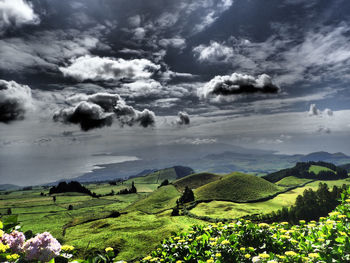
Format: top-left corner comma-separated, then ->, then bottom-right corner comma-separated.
275,176 -> 313,186
173,172 -> 223,191
263,161 -> 347,183
195,172 -> 283,202
125,166 -> 193,185
308,164 -> 334,174
125,185 -> 180,214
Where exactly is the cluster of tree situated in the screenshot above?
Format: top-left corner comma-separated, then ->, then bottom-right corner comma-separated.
49,181 -> 100,198
108,179 -> 124,186
264,161 -> 348,183
172,186 -> 195,216
118,181 -> 137,195
247,183 -> 348,224
158,179 -> 169,188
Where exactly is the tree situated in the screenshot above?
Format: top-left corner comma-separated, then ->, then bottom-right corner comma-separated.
68,205 -> 73,210
7,208 -> 12,215
158,179 -> 169,188
53,196 -> 56,203
179,186 -> 194,204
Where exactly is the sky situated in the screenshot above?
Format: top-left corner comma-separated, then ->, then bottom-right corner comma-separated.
1,0 -> 350,185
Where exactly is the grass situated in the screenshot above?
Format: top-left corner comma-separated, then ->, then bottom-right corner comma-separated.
125,185 -> 180,214
190,179 -> 350,220
308,165 -> 335,175
172,172 -> 223,191
64,211 -> 204,261
194,172 -> 284,202
276,176 -> 313,186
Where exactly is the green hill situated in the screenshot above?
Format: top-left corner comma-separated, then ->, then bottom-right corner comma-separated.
172,172 -> 223,191
194,172 -> 283,202
275,176 -> 313,186
263,161 -> 348,183
125,185 -> 180,213
126,166 -> 194,184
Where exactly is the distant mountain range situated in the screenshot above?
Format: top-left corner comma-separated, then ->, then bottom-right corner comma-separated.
70,148 -> 350,183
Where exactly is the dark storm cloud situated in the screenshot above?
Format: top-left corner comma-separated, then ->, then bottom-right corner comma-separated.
0,0 -> 39,34
198,73 -> 279,100
53,101 -> 114,131
54,92 -> 156,130
0,79 -> 33,123
114,102 -> 155,127
177,111 -> 190,125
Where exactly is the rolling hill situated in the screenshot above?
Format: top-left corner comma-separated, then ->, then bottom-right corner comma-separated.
263,161 -> 348,183
125,166 -> 194,184
125,185 -> 180,213
172,172 -> 223,191
194,172 -> 283,202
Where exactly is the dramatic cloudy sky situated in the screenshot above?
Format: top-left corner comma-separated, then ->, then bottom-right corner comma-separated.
1,0 -> 350,185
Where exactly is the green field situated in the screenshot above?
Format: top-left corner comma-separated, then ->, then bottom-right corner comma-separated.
1,171 -> 350,261
308,165 -> 335,174
276,176 -> 313,186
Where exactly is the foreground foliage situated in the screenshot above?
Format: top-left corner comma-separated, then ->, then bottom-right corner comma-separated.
141,187 -> 350,263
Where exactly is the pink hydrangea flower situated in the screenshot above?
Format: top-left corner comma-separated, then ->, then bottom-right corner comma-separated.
23,232 -> 61,262
2,230 -> 26,253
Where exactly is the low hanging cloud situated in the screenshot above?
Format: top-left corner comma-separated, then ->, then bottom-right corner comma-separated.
53,101 -> 114,131
0,79 -> 33,123
308,104 -> 333,117
176,111 -> 190,125
54,92 -> 156,131
198,73 -> 280,100
0,0 -> 39,34
59,55 -> 161,82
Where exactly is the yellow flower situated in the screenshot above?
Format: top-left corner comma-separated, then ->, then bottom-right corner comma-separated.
61,245 -> 75,252
206,259 -> 214,263
281,222 -> 289,225
143,256 -> 152,261
0,242 -> 10,253
329,211 -> 340,217
345,199 -> 350,203
240,247 -> 246,251
176,261 -> 183,263
317,238 -> 325,242
307,223 -> 316,228
276,255 -> 286,259
285,251 -> 297,257
259,223 -> 269,228
308,253 -> 320,258
244,254 -> 251,259
0,230 -> 4,238
338,214 -> 347,219
174,237 -> 180,240
280,235 -> 291,239
105,247 -> 113,252
0,221 -> 3,229
150,258 -> 159,262
216,253 -> 222,257
259,253 -> 270,259
299,220 -> 306,224
248,247 -> 255,251
6,254 -> 20,261
221,240 -> 230,245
